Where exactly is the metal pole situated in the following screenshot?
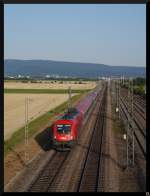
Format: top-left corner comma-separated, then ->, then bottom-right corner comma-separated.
116,80 -> 118,111
127,127 -> 129,167
25,98 -> 26,161
68,87 -> 71,110
132,128 -> 135,166
25,98 -> 27,162
127,78 -> 130,167
25,97 -> 29,163
118,78 -> 120,119
131,78 -> 135,166
132,79 -> 135,166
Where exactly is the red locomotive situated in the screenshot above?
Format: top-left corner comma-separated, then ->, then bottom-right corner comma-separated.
52,108 -> 83,150
51,88 -> 100,150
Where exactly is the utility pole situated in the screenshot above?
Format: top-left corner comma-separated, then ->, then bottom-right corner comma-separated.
25,97 -> 29,163
115,78 -> 120,118
126,78 -> 135,167
126,78 -> 130,167
68,86 -> 72,110
123,75 -> 124,85
118,78 -> 121,119
130,78 -> 135,166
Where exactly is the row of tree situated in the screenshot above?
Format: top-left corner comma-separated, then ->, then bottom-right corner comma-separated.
121,77 -> 146,96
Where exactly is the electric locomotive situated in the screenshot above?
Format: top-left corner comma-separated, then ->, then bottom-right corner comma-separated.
52,107 -> 83,150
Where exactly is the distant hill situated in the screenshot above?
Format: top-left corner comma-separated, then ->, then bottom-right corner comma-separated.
4,59 -> 146,78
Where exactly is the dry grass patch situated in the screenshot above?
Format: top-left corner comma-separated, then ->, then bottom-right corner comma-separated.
4,81 -> 96,90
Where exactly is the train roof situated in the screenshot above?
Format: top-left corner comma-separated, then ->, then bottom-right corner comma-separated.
60,108 -> 79,120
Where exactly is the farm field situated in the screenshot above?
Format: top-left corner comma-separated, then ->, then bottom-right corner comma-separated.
4,93 -> 77,140
4,81 -> 97,90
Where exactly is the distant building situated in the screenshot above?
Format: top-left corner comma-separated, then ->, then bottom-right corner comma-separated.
45,75 -> 50,78
17,74 -> 24,78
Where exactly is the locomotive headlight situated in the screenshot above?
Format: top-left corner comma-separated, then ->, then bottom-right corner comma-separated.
54,136 -> 56,139
57,125 -> 63,127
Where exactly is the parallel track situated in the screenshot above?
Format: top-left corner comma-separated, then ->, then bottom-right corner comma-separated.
76,86 -> 107,192
119,94 -> 146,158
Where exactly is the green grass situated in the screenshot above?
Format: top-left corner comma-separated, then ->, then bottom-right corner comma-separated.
4,88 -> 91,94
4,93 -> 84,156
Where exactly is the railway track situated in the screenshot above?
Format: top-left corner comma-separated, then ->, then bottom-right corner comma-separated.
120,99 -> 146,158
76,86 -> 107,192
120,88 -> 146,137
121,95 -> 146,137
28,151 -> 69,192
27,85 -> 107,192
119,87 -> 146,189
121,88 -> 146,118
119,95 -> 146,158
133,101 -> 146,120
134,94 -> 146,109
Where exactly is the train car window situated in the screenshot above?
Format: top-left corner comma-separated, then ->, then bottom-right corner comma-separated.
57,124 -> 71,134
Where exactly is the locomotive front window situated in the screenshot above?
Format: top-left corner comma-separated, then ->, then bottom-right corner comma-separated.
57,124 -> 71,134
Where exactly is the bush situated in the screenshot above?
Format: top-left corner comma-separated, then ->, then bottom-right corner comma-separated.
21,80 -> 28,83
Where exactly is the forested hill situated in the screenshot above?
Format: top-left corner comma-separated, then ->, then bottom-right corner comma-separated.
5,59 -> 146,78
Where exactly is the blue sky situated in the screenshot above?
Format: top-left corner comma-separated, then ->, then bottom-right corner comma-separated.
4,4 -> 146,67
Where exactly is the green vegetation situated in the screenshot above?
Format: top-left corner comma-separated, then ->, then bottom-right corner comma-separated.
121,77 -> 146,96
4,88 -> 90,94
133,85 -> 146,96
21,80 -> 29,83
133,77 -> 146,96
4,93 -> 85,156
133,77 -> 145,86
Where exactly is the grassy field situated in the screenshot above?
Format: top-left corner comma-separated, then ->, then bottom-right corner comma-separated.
4,93 -> 86,156
4,88 -> 90,94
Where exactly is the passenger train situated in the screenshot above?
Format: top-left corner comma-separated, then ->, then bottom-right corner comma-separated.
51,87 -> 100,150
